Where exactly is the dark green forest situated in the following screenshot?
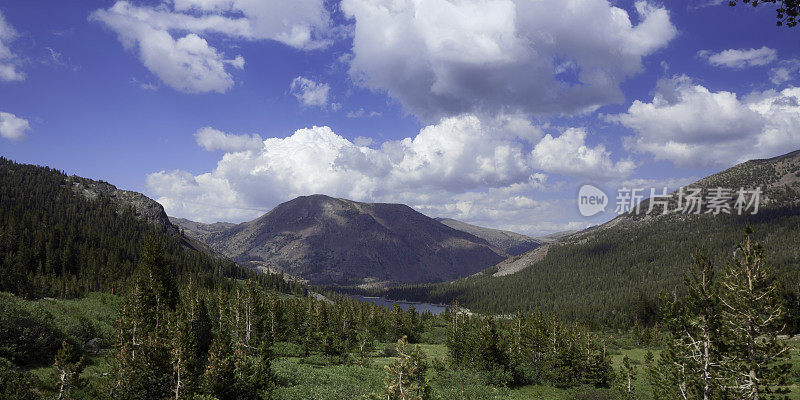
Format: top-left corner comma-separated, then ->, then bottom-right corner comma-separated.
1,157 -> 798,399
0,157 -> 302,299
348,207 -> 800,329
338,150 -> 800,329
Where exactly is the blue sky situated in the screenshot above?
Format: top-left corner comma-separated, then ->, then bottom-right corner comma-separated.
1,0 -> 799,235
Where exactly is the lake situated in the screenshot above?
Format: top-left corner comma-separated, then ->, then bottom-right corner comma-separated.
350,295 -> 447,315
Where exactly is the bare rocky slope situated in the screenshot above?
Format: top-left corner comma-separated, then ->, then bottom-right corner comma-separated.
172,195 -> 507,286
69,176 -> 177,233
434,218 -> 542,256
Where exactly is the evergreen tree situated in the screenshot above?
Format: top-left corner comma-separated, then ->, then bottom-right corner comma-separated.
378,336 -> 431,400
657,250 -> 727,400
109,240 -> 174,400
617,355 -> 638,400
53,341 -> 85,400
204,332 -> 236,400
233,339 -> 274,400
445,302 -> 465,369
719,230 -> 790,399
356,327 -> 375,367
583,336 -> 613,388
172,304 -> 203,400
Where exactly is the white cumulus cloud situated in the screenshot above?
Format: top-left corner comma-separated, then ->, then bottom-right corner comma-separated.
699,46 -> 777,69
195,127 -> 263,152
0,10 -> 24,82
608,75 -> 800,168
0,112 -> 30,141
532,128 -> 636,179
340,0 -> 676,120
147,114 -> 633,235
290,77 -> 330,108
91,0 -> 330,93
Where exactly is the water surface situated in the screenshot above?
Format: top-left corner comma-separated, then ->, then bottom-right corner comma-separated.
350,295 -> 447,315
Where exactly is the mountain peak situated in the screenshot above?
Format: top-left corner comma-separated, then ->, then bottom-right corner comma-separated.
175,195 -> 506,286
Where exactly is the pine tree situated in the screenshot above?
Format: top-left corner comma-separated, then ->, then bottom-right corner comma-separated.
172,301 -> 205,400
356,327 -> 375,367
204,332 -> 236,400
379,336 -> 431,400
583,336 -> 613,388
53,341 -> 85,400
445,302 -> 465,369
233,339 -> 274,400
617,355 -> 638,400
649,249 -> 732,400
719,230 -> 790,400
650,338 -> 690,400
109,240 -> 174,400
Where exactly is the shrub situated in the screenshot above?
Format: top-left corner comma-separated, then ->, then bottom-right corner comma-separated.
0,357 -> 38,400
380,343 -> 398,357
301,354 -> 330,366
0,293 -> 65,366
271,341 -> 303,357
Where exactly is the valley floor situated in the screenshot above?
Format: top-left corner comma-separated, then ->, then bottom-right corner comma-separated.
269,340 -> 800,400
9,292 -> 800,400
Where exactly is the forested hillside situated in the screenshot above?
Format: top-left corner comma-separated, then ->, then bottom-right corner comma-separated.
0,157 -> 298,298
348,150 -> 800,328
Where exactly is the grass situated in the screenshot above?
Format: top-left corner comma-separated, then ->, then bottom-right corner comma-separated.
35,292 -> 121,344
272,358 -> 383,400
0,292 -> 121,398
506,384 -> 570,399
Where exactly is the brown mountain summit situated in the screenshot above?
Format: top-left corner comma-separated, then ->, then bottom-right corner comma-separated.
173,195 -> 506,286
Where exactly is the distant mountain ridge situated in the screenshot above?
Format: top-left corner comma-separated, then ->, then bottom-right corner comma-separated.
434,217 -> 542,256
172,195 -> 506,286
579,148 -> 800,237
170,217 -> 236,242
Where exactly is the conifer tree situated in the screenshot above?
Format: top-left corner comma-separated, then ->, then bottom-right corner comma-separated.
656,250 -> 727,400
583,337 -> 613,388
233,339 -> 274,400
53,341 -> 85,400
356,327 -> 375,367
618,355 -> 638,400
445,302 -> 465,369
204,332 -> 236,400
379,336 -> 430,400
109,239 -> 174,400
172,303 -> 204,400
719,230 -> 789,400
